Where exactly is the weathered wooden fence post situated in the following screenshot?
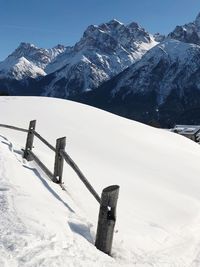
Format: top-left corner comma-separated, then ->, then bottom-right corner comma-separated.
23,120 -> 36,161
53,137 -> 66,183
95,185 -> 120,255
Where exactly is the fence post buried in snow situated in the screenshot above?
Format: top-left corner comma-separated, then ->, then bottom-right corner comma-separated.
53,137 -> 66,183
95,185 -> 120,255
23,120 -> 36,161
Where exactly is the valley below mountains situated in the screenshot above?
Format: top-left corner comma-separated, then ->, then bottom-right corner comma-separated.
2,13 -> 200,127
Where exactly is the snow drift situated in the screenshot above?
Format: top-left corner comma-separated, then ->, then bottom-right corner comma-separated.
1,96 -> 200,266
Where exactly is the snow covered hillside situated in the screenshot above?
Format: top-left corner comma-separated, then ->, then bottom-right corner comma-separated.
1,96 -> 200,266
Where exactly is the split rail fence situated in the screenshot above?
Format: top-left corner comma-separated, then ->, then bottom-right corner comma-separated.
0,120 -> 120,255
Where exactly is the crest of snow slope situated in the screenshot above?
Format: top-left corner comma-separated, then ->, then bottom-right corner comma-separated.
1,97 -> 200,266
112,39 -> 200,104
43,20 -> 157,97
0,43 -> 66,80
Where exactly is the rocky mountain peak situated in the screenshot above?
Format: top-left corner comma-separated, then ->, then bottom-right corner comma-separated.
82,20 -> 124,39
6,42 -> 66,71
83,24 -> 98,37
76,18 -> 155,53
53,44 -> 66,50
105,19 -> 123,29
18,42 -> 36,49
11,42 -> 38,58
126,21 -> 152,43
0,41 -> 66,81
168,12 -> 200,45
128,21 -> 140,30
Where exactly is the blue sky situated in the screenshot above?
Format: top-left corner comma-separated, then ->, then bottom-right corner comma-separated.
1,0 -> 200,60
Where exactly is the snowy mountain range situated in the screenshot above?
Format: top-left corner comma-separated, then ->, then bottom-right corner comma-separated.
0,19 -> 157,96
2,13 -> 200,126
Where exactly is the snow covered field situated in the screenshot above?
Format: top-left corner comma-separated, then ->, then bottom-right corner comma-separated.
1,97 -> 200,266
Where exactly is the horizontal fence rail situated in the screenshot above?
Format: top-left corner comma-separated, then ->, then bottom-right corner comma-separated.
0,120 -> 119,255
61,150 -> 101,204
0,123 -> 28,133
34,130 -> 56,152
0,121 -> 101,203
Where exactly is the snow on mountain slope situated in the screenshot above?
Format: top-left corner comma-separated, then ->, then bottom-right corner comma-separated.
111,39 -> 200,103
1,97 -> 200,266
43,20 -> 157,98
46,19 -> 157,76
0,43 -> 66,80
0,20 -> 157,95
11,42 -> 66,70
75,38 -> 200,127
0,56 -> 46,80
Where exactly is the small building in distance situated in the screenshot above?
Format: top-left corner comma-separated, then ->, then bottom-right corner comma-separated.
171,125 -> 200,143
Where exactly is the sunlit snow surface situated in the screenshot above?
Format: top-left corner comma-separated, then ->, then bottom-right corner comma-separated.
1,97 -> 200,266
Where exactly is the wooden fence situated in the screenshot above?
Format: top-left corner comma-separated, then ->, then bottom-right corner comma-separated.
0,120 -> 120,255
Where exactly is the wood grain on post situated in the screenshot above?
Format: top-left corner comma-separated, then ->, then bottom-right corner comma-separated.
23,120 -> 36,161
53,137 -> 66,183
95,185 -> 120,255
